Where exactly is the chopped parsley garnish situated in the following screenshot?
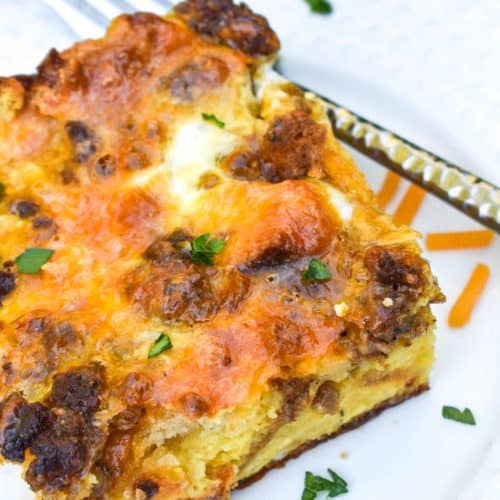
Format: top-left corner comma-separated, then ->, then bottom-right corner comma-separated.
302,489 -> 317,500
15,248 -> 54,274
442,406 -> 476,425
191,233 -> 226,265
302,258 -> 332,281
202,113 -> 225,129
305,0 -> 333,15
0,182 -> 5,201
148,333 -> 172,358
302,469 -> 348,499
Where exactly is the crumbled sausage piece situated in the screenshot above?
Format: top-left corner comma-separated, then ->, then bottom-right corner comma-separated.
136,479 -> 159,499
0,391 -> 104,492
120,372 -> 153,406
272,378 -> 312,422
228,150 -> 261,180
47,363 -> 106,418
27,316 -> 51,333
65,121 -> 97,163
9,199 -> 40,218
94,155 -> 116,177
1,362 -> 12,375
13,74 -> 35,91
32,216 -> 53,229
0,395 -> 53,463
366,246 -> 424,289
126,258 -> 250,325
228,111 -> 326,183
89,406 -> 145,495
0,271 -> 16,301
175,0 -> 280,56
179,392 -> 209,418
61,166 -> 77,184
162,272 -> 218,323
25,410 -> 103,492
143,230 -> 192,264
359,245 -> 432,341
109,406 -> 144,432
166,56 -> 229,101
125,145 -> 152,171
36,49 -> 65,88
259,111 -> 326,182
33,216 -> 57,242
246,244 -> 297,268
312,381 -> 339,414
2,315 -> 84,385
42,321 -> 79,356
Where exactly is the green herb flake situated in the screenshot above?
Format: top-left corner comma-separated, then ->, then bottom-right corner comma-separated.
327,469 -> 349,497
202,113 -> 225,129
302,469 -> 348,499
15,248 -> 54,274
305,471 -> 334,491
301,488 -> 317,500
305,0 -> 333,15
442,406 -> 476,425
0,182 -> 5,201
302,258 -> 332,282
148,333 -> 173,359
191,233 -> 226,266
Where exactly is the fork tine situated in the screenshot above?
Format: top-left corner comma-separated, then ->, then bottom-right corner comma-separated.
63,0 -> 111,26
85,0 -> 122,19
45,0 -> 174,41
104,0 -> 136,12
44,0 -> 106,38
120,0 -> 172,15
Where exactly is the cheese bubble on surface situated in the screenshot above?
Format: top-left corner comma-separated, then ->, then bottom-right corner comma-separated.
165,121 -> 238,202
319,181 -> 354,222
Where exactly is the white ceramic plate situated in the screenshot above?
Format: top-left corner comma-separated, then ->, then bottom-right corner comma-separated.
0,1 -> 499,499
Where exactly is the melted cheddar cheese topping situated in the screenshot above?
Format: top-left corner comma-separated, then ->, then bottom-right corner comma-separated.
0,2 -> 443,498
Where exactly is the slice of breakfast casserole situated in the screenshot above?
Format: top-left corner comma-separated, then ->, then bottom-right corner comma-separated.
0,1 -> 444,498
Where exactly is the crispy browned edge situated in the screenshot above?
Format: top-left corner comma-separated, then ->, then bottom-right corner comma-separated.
236,383 -> 429,489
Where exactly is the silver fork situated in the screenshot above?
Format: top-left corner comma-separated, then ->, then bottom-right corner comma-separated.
42,0 -> 500,232
43,0 -> 172,39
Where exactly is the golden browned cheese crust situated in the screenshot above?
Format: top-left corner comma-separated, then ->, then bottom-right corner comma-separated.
0,1 -> 443,497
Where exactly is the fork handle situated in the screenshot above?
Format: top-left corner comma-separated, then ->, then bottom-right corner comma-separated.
301,86 -> 500,233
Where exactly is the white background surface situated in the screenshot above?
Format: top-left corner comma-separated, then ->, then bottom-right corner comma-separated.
0,1 -> 499,499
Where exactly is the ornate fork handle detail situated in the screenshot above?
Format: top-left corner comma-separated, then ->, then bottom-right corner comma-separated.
308,90 -> 500,233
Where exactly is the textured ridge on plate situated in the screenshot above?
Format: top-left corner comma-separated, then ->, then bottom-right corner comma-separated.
308,93 -> 500,233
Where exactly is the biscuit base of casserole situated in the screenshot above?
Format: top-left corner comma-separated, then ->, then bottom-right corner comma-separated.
0,1 -> 443,498
236,331 -> 433,487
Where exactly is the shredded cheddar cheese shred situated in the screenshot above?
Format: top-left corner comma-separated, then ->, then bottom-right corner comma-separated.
376,171 -> 401,209
426,230 -> 494,251
448,263 -> 490,328
392,184 -> 426,226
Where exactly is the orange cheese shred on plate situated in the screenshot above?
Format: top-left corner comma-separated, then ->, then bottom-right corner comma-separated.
448,263 -> 490,328
392,184 -> 426,226
426,230 -> 494,251
376,171 -> 401,209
